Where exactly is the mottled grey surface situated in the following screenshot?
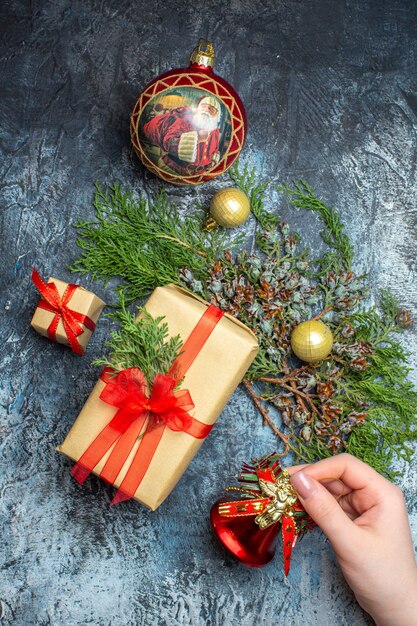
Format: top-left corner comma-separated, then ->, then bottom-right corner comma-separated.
1,1 -> 417,624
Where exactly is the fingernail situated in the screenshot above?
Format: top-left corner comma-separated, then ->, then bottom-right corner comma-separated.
291,471 -> 318,499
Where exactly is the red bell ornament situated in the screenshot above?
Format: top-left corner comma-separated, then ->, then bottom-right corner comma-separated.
130,39 -> 246,186
210,505 -> 279,568
210,453 -> 316,576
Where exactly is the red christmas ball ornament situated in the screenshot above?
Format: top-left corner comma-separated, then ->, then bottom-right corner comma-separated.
210,505 -> 279,568
130,39 -> 247,186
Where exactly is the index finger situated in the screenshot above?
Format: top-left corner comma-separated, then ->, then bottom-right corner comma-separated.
285,464 -> 351,498
289,453 -> 393,493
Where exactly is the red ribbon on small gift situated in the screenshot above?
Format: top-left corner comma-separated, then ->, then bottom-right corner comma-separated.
71,303 -> 224,504
32,268 -> 96,355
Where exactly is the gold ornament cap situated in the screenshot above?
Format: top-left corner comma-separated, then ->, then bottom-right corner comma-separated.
291,320 -> 334,363
189,39 -> 215,69
205,187 -> 251,230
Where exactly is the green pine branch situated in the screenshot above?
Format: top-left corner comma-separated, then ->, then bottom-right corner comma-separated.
71,182 -> 232,303
278,180 -> 353,270
71,165 -> 417,478
93,297 -> 183,385
229,161 -> 280,230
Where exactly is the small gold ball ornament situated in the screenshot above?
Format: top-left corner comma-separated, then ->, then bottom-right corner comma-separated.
205,187 -> 250,231
291,320 -> 334,363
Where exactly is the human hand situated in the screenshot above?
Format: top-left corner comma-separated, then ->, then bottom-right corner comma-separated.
289,454 -> 417,626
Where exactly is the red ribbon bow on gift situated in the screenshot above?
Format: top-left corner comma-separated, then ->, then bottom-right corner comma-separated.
100,368 -> 195,432
32,267 -> 96,355
71,303 -> 224,505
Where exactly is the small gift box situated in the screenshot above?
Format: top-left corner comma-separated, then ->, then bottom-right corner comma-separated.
57,284 -> 259,510
31,268 -> 106,355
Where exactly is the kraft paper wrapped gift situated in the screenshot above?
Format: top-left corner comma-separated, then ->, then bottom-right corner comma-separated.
57,284 -> 259,510
31,271 -> 106,354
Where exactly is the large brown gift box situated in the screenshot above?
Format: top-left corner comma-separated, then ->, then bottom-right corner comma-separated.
57,284 -> 259,510
31,276 -> 106,353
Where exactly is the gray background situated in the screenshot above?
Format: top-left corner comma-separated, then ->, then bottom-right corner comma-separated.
1,1 -> 417,625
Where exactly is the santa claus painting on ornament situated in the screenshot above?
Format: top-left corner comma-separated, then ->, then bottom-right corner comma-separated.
139,87 -> 231,176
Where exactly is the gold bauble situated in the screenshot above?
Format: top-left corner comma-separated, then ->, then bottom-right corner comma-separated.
291,320 -> 334,363
206,187 -> 250,230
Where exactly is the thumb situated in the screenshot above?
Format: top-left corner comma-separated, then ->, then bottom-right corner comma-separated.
291,470 -> 357,554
